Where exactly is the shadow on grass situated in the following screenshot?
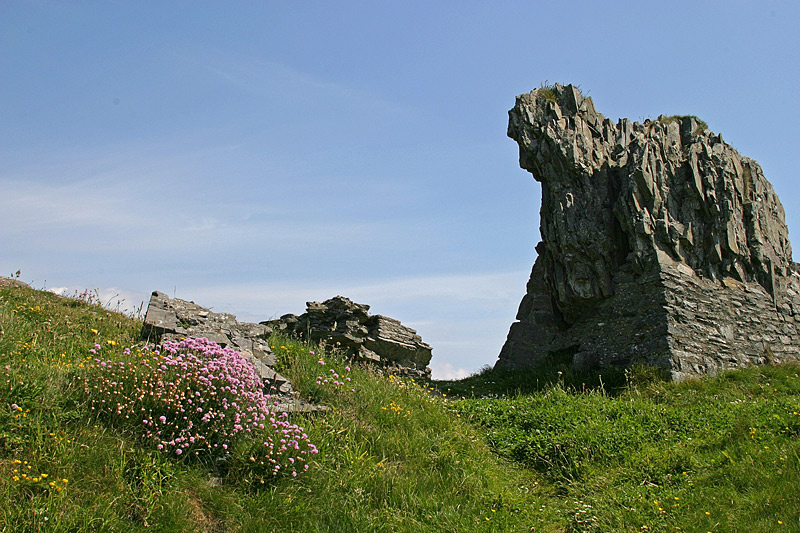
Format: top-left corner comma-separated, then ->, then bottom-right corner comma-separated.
433,351 -> 668,398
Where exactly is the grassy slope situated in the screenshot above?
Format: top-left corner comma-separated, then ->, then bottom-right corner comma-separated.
444,366 -> 800,531
1,284 -> 799,531
0,286 -> 543,532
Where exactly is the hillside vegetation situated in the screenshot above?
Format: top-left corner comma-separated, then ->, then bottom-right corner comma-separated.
1,284 -> 799,531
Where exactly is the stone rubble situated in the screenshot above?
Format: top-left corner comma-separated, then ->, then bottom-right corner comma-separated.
141,291 -> 319,413
266,295 -> 433,379
497,83 -> 800,380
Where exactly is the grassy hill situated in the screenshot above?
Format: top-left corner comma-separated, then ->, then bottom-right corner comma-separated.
1,284 -> 798,531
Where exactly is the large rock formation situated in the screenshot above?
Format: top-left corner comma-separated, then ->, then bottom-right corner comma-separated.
497,83 -> 800,380
142,291 -> 319,413
266,296 -> 433,379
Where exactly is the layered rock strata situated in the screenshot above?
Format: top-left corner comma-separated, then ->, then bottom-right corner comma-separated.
142,291 -> 318,413
497,83 -> 800,380
266,296 -> 433,379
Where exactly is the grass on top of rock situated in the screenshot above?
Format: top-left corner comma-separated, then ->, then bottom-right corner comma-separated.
2,283 -> 799,531
657,114 -> 709,135
536,81 -> 559,104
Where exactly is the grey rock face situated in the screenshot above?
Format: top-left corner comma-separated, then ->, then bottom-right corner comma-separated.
266,295 -> 433,379
498,83 -> 800,379
142,291 -> 318,413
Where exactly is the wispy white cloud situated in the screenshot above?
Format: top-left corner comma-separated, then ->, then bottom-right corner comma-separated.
0,178 -> 144,235
0,167 -> 432,258
429,362 -> 471,381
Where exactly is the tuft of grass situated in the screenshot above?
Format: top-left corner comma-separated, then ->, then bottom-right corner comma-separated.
536,81 -> 558,104
659,114 -> 709,135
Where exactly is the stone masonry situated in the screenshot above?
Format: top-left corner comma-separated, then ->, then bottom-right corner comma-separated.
496,83 -> 800,380
266,296 -> 433,379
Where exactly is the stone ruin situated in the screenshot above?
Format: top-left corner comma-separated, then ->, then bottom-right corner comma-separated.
497,83 -> 800,380
141,292 -> 432,411
141,291 -> 318,413
266,296 -> 433,379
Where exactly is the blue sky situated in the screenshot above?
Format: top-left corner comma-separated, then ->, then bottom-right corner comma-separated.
3,1 -> 799,379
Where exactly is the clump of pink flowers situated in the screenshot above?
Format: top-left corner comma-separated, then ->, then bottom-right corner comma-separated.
315,361 -> 353,390
81,337 -> 317,479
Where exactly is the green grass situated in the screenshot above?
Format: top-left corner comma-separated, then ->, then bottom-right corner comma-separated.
0,285 -> 544,531
435,350 -> 669,399
2,284 -> 799,531
536,81 -> 559,104
450,365 -> 800,531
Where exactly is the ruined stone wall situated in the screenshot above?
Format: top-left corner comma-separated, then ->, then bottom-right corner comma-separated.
266,296 -> 433,379
661,262 -> 800,380
497,83 -> 800,379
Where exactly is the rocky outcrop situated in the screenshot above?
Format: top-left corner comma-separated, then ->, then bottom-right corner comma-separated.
266,296 -> 433,379
142,291 -> 318,413
497,83 -> 800,380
